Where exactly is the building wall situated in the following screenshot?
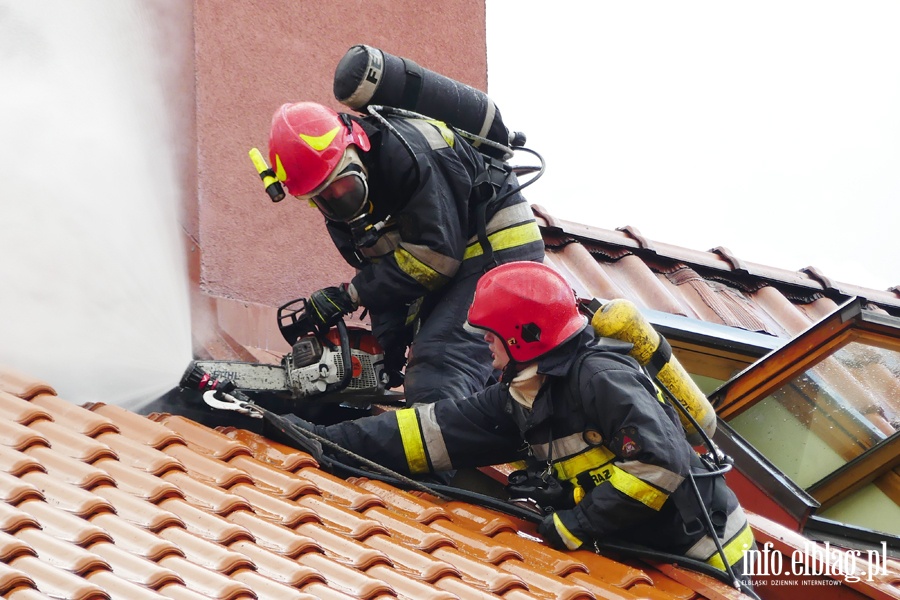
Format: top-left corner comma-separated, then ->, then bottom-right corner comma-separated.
191,0 -> 490,311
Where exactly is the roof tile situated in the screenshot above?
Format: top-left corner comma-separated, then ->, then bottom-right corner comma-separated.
96,459 -> 183,503
225,482 -> 320,527
0,368 -> 56,401
0,498 -> 42,534
227,454 -> 321,499
9,555 -> 108,600
148,414 -> 252,460
361,533 -> 461,582
364,563 -> 460,600
295,466 -> 386,510
93,486 -> 180,530
226,539 -> 326,587
295,551 -> 396,599
498,558 -> 595,600
28,420 -> 117,462
0,529 -> 37,561
84,403 -> 185,449
156,555 -> 255,600
348,477 -> 451,524
0,561 -> 37,597
296,494 -> 389,538
30,394 -> 118,437
23,446 -> 115,489
83,570 -> 169,600
88,513 -> 182,561
0,391 -> 51,426
430,545 -> 528,594
14,527 -> 110,574
87,541 -> 183,588
94,432 -> 184,475
217,426 -> 319,471
229,568 -> 316,600
156,527 -> 254,574
428,518 -> 523,563
223,509 -> 321,557
362,505 -> 456,552
160,471 -> 252,515
0,419 -> 49,451
17,500 -> 112,547
157,499 -> 251,544
21,473 -> 113,518
294,521 -> 391,570
0,470 -> 43,504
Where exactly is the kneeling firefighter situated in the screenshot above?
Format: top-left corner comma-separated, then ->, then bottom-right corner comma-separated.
263,45 -> 545,405
275,261 -> 756,587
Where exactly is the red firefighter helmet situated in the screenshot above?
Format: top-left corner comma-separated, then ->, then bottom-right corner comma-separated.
466,262 -> 587,363
268,102 -> 371,198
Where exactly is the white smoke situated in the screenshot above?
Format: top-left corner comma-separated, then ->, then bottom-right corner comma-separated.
0,1 -> 192,409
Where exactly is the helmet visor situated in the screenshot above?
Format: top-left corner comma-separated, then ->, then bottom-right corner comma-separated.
309,165 -> 368,222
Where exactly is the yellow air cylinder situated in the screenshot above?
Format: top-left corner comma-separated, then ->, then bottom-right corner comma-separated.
590,298 -> 716,445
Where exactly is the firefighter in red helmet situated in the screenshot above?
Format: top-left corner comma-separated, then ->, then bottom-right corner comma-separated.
272,261 -> 755,586
268,102 -> 544,404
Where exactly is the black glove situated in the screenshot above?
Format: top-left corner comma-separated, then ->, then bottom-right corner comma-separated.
538,511 -> 585,551
309,284 -> 357,328
382,345 -> 408,389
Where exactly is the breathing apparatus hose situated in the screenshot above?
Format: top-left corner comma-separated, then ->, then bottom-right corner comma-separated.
365,105 -> 546,209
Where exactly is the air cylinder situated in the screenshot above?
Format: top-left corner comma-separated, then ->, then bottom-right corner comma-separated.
333,44 -> 511,159
591,299 -> 717,446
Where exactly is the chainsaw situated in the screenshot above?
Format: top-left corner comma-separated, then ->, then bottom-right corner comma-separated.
179,297 -> 396,408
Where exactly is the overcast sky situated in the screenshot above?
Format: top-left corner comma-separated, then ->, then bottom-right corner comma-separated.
486,1 -> 899,292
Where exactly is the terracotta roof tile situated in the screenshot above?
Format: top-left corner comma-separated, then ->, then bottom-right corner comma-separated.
0,391 -> 51,425
0,419 -> 48,451
227,454 -> 321,498
0,500 -> 41,534
8,366 -> 892,599
29,394 -> 117,437
0,368 -> 56,401
28,419 -> 117,462
17,500 -> 112,547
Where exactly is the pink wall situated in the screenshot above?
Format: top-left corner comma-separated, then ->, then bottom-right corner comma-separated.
191,1 -> 488,307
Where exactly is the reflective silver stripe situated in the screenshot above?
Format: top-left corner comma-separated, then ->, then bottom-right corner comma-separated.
616,460 -> 684,493
342,45 -> 383,108
530,432 -> 590,461
417,403 -> 453,471
684,505 -> 748,561
479,100 -> 496,139
408,119 -> 450,151
467,203 -> 535,245
398,241 -> 461,278
359,230 -> 400,259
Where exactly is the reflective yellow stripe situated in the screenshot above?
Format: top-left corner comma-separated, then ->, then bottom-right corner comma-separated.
299,126 -> 340,151
553,446 -> 616,480
395,247 -> 449,291
553,445 -> 670,511
463,221 -> 543,260
706,524 -> 755,570
396,409 -> 429,474
553,513 -> 583,551
608,468 -> 668,511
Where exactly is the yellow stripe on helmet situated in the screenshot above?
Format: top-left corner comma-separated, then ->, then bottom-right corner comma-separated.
299,126 -> 341,152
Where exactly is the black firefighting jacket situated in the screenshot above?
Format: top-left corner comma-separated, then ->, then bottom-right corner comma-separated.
324,114 -> 544,321
318,327 -> 753,567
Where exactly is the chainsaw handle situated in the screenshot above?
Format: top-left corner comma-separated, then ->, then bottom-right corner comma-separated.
322,320 -> 352,395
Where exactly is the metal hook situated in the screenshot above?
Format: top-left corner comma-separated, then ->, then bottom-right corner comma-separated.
202,390 -> 263,418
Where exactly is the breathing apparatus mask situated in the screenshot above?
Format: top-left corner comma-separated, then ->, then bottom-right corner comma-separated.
296,147 -> 388,248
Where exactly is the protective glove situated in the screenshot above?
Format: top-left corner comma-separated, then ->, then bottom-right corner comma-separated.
538,511 -> 586,551
382,344 -> 408,389
309,284 -> 358,328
